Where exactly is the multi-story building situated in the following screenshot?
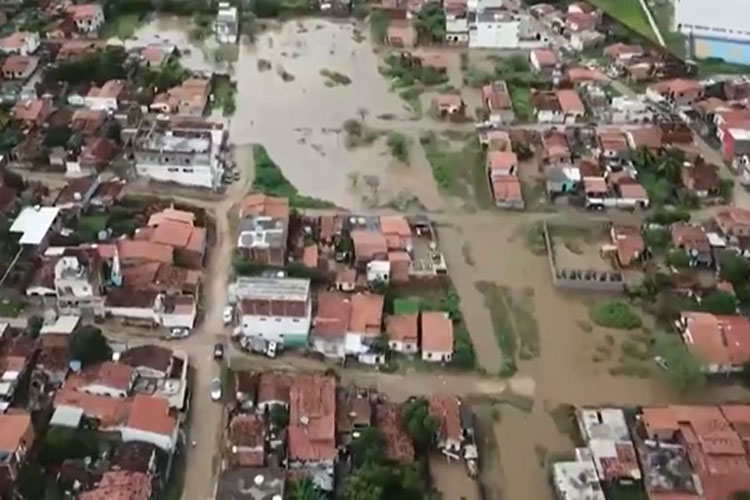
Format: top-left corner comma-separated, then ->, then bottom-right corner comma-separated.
130,120 -> 225,189
67,4 -> 105,34
53,252 -> 105,318
231,277 -> 312,349
214,2 -> 239,44
674,0 -> 750,65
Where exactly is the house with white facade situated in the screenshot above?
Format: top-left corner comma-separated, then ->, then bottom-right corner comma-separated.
469,10 -> 521,49
232,277 -> 312,349
214,2 -> 239,44
130,119 -> 225,190
52,252 -> 106,318
610,96 -> 654,123
67,4 -> 105,35
84,80 -> 125,111
0,32 -> 40,56
385,313 -> 418,354
445,0 -> 469,44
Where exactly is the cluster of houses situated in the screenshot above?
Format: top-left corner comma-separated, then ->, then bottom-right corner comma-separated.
0,326 -> 187,500
217,370 -> 475,498
228,194 -> 458,364
554,404 -> 750,500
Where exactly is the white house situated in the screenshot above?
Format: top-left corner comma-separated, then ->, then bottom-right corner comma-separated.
385,313 -> 418,354
552,451 -> 606,500
0,32 -> 40,56
469,11 -> 521,49
214,2 -> 239,44
67,4 -> 105,34
445,1 -> 469,44
610,96 -> 654,123
421,311 -> 454,363
158,294 -> 197,330
84,80 -> 125,111
233,277 -> 312,348
53,254 -> 106,318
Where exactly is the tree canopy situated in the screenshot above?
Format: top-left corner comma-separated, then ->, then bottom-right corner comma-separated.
415,2 -> 445,42
653,331 -> 705,393
69,325 -> 112,366
289,477 -> 325,500
402,397 -> 438,449
700,290 -> 737,315
47,47 -> 127,86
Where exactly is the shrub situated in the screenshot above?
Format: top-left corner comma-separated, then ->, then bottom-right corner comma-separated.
590,300 -> 642,330
387,132 -> 410,163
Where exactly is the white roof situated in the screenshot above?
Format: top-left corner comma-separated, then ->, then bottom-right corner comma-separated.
10,206 -> 60,245
707,232 -> 727,247
40,315 -> 81,335
231,277 -> 311,302
552,459 -> 606,500
578,407 -> 629,441
50,405 -> 84,428
728,128 -> 750,141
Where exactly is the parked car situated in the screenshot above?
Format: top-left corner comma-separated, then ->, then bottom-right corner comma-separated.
210,378 -> 222,401
214,343 -> 225,360
223,306 -> 234,325
168,328 -> 190,339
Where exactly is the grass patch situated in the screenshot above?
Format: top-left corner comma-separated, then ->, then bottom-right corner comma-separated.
211,75 -> 236,116
252,145 -> 335,209
421,133 -> 490,208
0,298 -> 24,317
508,83 -> 533,122
78,214 -> 108,241
524,222 -> 547,256
695,58 -> 750,78
475,281 -> 517,377
587,0 -> 658,41
320,69 -> 352,86
101,13 -> 143,40
393,298 -> 421,315
590,300 -> 642,330
506,287 -> 540,360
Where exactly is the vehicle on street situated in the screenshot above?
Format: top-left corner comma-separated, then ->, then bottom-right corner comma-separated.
168,328 -> 190,339
223,306 -> 234,325
214,343 -> 225,360
210,378 -> 222,401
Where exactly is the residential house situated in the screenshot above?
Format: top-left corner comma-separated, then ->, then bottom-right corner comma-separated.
351,230 -> 388,267
80,470 -> 152,500
151,78 -> 210,116
678,312 -> 750,373
376,403 -> 414,463
565,11 -> 596,32
1,55 -> 37,81
570,29 -> 605,51
603,42 -> 643,63
647,79 -> 704,108
121,395 -> 178,451
236,194 -> 290,266
576,407 -> 641,482
385,21 -> 416,48
138,207 -> 206,269
545,164 -> 580,196
469,10 -> 521,49
0,32 -> 39,55
288,374 -> 336,491
566,67 -> 605,84
556,89 -> 585,123
311,292 -> 384,363
610,225 -> 645,268
433,94 -> 465,119
85,79 -> 126,111
610,96 -> 654,123
583,176 -> 608,208
36,334 -> 70,387
530,49 -> 557,73
428,394 -> 462,453
234,370 -> 257,411
552,454 -> 605,500
64,362 -> 135,398
131,119 -> 225,189
532,91 -> 563,124
682,162 -> 720,198
256,371 -> 291,413
216,468 -> 284,500
385,313 -> 418,354
715,207 -> 750,238
597,130 -> 630,160
10,205 -> 61,249
67,4 -> 105,34
421,311 -> 453,363
140,44 -> 175,69
214,2 -> 239,44
481,81 -> 515,125
117,240 -> 173,266
491,175 -> 524,209
487,150 -> 517,177
233,277 -> 312,349
119,345 -> 174,379
71,109 -> 106,135
12,98 -> 53,127
444,0 -> 468,44
337,387 -> 372,441
671,222 -> 713,266
380,215 -> 412,252
111,442 -> 158,475
541,129 -> 571,164
0,412 -> 34,492
53,250 -> 106,317
227,414 -> 264,467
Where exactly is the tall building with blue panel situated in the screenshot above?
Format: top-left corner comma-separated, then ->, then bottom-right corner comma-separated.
674,0 -> 750,64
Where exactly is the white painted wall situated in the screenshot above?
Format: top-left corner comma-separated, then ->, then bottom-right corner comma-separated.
422,350 -> 453,362
470,19 -> 520,48
136,163 -> 217,189
120,426 -> 176,451
240,302 -> 311,344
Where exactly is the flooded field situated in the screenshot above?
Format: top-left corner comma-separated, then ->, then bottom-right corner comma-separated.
229,19 -> 443,209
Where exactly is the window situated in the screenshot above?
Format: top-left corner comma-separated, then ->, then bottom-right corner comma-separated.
275,318 -> 281,322
183,168 -> 194,173
167,167 -> 178,173
292,318 -> 299,323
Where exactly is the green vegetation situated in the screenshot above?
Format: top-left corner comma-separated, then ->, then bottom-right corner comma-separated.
653,330 -> 706,392
320,69 -> 352,86
47,47 -> 127,85
0,298 -> 23,317
211,75 -> 236,116
140,59 -> 189,93
403,397 -> 438,448
421,133 -> 490,208
383,54 -> 449,87
387,132 -> 410,164
696,58 -> 750,78
342,118 -> 380,148
39,427 -> 102,466
631,148 -> 696,208
700,291 -> 737,315
590,300 -> 642,330
399,87 -> 423,116
644,227 -> 670,253
370,10 -> 390,43
586,0 -> 658,41
289,478 -> 325,500
393,298 -> 421,315
475,281 -> 517,376
665,248 -> 690,269
43,125 -> 72,149
508,84 -> 533,122
69,325 -> 112,367
101,12 -> 143,39
78,214 -> 109,242
414,2 -> 445,42
524,221 -> 548,256
252,145 -> 336,209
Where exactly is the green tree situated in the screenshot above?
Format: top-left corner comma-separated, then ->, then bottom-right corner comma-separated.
289,477 -> 325,500
415,2 -> 445,42
387,132 -> 410,163
402,397 -> 438,449
69,325 -> 112,366
589,300 -> 642,330
38,427 -> 100,466
268,404 -> 289,430
16,464 -> 45,500
370,10 -> 389,42
27,315 -> 43,339
644,227 -> 670,252
666,248 -> 690,269
43,125 -> 72,148
653,331 -> 705,393
351,427 -> 385,467
700,291 -> 737,315
342,463 -> 387,500
720,253 -> 750,285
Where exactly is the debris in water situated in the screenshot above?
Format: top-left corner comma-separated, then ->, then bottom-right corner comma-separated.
376,113 -> 396,121
276,65 -> 295,82
256,59 -> 272,72
352,29 -> 364,43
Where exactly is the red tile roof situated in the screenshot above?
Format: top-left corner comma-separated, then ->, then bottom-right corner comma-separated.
428,394 -> 462,443
487,151 -> 518,172
350,293 -> 384,335
351,230 -> 387,262
87,79 -> 125,99
228,414 -> 265,467
12,98 -> 52,123
619,183 -> 648,200
77,362 -> 133,391
80,470 -> 152,500
2,55 -> 38,77
385,313 -> 418,344
257,371 -> 292,406
147,208 -> 195,227
532,49 -> 557,67
566,67 -> 606,83
376,403 -> 414,463
55,389 -> 129,427
491,176 -> 523,204
584,176 -> 608,194
288,374 -> 336,462
604,43 -> 642,60
681,312 -> 750,367
482,82 -> 511,111
556,89 -> 585,114
612,225 -> 644,267
0,412 -> 31,455
117,239 -> 173,265
126,395 -> 176,437
671,222 -> 710,254
313,292 -> 351,339
421,311 -> 453,353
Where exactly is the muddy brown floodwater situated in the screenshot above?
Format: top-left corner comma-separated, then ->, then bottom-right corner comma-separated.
229,19 -> 443,210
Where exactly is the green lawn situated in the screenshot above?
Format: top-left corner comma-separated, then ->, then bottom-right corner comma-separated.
0,298 -> 24,317
393,298 -> 421,315
587,0 -> 658,42
508,84 -> 532,123
78,214 -> 109,242
422,135 -> 491,209
101,13 -> 143,40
